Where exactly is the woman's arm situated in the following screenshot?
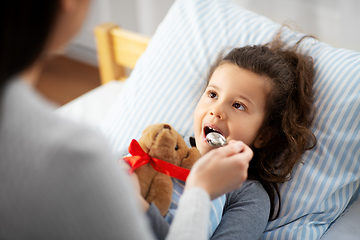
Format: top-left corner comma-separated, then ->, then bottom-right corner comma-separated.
166,187 -> 211,240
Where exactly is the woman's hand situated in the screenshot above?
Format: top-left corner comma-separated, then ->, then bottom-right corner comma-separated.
185,140 -> 253,200
119,160 -> 150,211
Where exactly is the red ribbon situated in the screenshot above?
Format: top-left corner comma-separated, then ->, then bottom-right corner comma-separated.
122,139 -> 190,182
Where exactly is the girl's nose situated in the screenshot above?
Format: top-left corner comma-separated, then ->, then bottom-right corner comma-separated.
210,105 -> 226,120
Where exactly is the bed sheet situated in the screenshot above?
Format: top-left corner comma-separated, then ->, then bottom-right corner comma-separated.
320,199 -> 360,240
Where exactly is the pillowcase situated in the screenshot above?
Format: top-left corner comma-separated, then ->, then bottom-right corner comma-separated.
99,0 -> 360,239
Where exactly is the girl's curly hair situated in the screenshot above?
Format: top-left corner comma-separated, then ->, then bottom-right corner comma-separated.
206,32 -> 317,220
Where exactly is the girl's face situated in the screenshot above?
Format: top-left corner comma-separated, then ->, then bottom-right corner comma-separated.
194,63 -> 271,155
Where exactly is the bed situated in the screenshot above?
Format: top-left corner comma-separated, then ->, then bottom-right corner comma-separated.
57,0 -> 360,239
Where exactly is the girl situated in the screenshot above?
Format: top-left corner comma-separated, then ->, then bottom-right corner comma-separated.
0,1 -> 252,239
148,32 -> 317,240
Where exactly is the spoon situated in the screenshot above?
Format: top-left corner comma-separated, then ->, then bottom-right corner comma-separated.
206,132 -> 227,148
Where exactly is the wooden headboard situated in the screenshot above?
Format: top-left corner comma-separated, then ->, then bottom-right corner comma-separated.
94,23 -> 151,84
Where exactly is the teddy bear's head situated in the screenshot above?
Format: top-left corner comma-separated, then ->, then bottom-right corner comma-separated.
138,123 -> 200,168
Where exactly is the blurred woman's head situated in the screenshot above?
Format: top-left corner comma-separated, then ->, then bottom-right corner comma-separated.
0,0 -> 90,91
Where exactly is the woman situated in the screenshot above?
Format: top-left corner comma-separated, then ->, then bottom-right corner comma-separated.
0,1 -> 252,239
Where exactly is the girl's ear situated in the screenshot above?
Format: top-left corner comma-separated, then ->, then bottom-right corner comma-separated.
254,132 -> 271,149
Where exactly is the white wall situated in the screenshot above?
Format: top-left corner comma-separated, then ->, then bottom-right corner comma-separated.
230,0 -> 360,53
66,0 -> 139,66
66,0 -> 360,66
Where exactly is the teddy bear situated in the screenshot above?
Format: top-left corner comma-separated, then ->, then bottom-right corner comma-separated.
123,123 -> 201,216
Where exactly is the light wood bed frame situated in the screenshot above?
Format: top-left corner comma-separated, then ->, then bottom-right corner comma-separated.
94,23 -> 151,85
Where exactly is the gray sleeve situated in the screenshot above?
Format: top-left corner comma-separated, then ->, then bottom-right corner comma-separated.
147,203 -> 170,240
210,181 -> 270,240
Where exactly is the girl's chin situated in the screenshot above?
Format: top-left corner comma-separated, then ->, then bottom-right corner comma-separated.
195,134 -> 214,155
198,141 -> 215,155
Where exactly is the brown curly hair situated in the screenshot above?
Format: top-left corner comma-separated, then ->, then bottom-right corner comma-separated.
206,33 -> 317,220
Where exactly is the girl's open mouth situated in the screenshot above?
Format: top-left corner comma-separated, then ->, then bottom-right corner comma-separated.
203,125 -> 225,140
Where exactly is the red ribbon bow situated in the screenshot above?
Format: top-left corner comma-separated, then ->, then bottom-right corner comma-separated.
122,139 -> 190,182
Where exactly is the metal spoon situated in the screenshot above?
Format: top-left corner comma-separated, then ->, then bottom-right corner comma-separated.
206,132 -> 227,148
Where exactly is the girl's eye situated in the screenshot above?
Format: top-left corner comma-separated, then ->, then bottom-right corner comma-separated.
233,102 -> 246,110
208,91 -> 218,99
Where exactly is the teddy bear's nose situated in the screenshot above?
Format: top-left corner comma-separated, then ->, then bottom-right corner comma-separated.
164,124 -> 171,130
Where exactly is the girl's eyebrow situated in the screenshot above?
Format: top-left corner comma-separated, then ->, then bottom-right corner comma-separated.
207,84 -> 218,89
207,84 -> 254,106
237,94 -> 254,106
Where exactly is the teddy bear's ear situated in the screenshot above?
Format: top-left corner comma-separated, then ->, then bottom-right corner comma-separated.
142,124 -> 155,135
139,123 -> 174,153
138,124 -> 158,153
180,147 -> 201,169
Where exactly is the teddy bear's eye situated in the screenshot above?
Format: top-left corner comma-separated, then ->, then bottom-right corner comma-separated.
175,145 -> 179,151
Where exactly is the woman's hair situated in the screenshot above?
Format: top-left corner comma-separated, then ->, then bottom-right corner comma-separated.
206,30 -> 317,220
0,1 -> 61,95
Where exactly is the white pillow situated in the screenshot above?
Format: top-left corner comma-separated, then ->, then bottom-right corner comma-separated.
100,0 -> 360,239
320,199 -> 360,240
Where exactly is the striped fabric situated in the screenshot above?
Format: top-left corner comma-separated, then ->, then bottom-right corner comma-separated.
99,0 -> 360,239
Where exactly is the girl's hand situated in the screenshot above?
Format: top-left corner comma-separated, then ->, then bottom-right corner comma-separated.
185,140 -> 253,200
